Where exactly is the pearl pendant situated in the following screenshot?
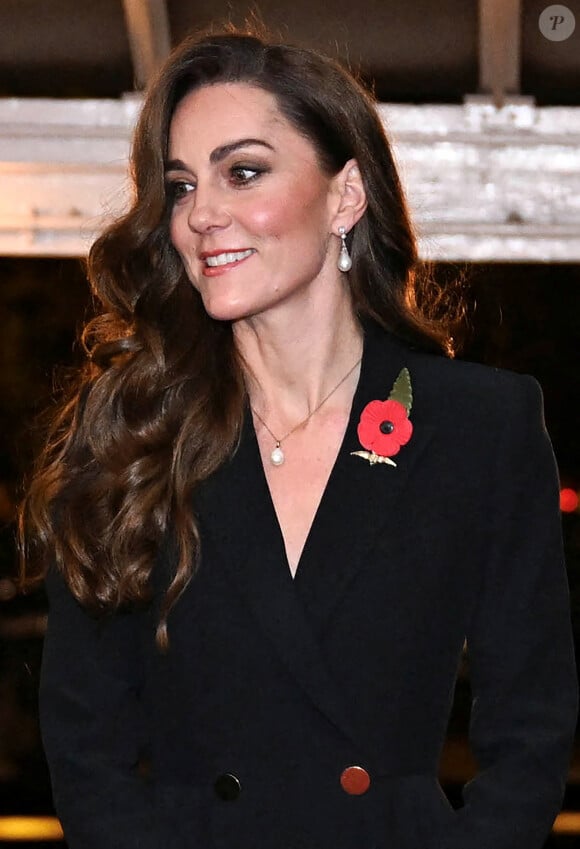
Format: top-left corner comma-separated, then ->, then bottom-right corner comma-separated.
270,444 -> 285,466
338,243 -> 352,272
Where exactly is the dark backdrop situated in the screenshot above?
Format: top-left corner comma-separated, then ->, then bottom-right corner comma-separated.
0,258 -> 578,841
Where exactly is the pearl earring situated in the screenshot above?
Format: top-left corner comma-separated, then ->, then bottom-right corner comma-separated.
337,226 -> 352,272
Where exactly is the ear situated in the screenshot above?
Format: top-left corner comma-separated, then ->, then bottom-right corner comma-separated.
330,158 -> 367,234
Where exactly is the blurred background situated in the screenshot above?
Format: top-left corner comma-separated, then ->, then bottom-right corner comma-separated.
1,1 -> 579,846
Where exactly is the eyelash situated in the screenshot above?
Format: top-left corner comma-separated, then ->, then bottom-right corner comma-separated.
229,164 -> 267,185
166,180 -> 194,203
166,164 -> 268,203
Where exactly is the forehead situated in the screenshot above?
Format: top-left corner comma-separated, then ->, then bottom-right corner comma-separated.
168,82 -> 312,160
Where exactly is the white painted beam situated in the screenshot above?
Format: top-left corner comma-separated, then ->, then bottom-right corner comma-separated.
122,0 -> 171,88
382,96 -> 580,261
1,97 -> 580,261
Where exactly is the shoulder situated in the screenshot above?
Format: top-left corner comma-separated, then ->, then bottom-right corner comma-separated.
363,322 -> 551,473
406,349 -> 553,481
411,348 -> 542,421
369,324 -> 544,428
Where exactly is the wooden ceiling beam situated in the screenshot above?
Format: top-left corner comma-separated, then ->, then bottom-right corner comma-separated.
121,0 -> 171,89
478,0 -> 522,107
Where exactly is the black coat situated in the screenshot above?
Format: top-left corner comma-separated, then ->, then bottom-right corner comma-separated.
40,320 -> 578,849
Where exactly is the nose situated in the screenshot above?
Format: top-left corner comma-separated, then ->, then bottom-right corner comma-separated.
186,183 -> 231,234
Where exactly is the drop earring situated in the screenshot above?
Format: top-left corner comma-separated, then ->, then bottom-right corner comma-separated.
337,226 -> 352,272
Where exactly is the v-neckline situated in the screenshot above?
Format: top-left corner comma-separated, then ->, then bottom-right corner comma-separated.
194,320 -> 431,694
248,346 -> 367,584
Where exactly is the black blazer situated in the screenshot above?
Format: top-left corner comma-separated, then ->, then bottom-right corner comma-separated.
40,320 -> 578,849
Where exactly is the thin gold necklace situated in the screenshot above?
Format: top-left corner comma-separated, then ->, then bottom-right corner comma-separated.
251,355 -> 362,467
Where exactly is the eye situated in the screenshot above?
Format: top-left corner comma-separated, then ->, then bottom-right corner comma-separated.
166,179 -> 195,203
229,165 -> 266,186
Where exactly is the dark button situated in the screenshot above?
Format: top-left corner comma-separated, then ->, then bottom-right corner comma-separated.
340,765 -> 371,795
214,773 -> 241,801
379,420 -> 394,434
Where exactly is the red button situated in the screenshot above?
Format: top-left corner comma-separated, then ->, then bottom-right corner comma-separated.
340,765 -> 371,795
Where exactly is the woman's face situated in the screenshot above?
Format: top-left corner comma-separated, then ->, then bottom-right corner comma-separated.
166,82 -> 345,324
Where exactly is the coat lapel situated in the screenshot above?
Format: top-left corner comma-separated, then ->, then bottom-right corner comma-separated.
195,415 -> 361,746
294,321 -> 435,628
194,320 -> 434,748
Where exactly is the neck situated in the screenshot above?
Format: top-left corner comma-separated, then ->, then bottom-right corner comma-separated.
234,298 -> 363,427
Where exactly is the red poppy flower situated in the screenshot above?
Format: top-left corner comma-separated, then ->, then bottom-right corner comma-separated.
357,398 -> 413,457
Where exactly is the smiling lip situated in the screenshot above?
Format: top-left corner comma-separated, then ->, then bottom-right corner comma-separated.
200,248 -> 256,276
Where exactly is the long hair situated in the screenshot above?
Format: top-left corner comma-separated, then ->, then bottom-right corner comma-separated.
20,29 -> 458,649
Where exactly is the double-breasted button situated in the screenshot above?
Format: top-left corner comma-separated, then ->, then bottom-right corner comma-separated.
214,773 -> 242,801
340,765 -> 371,795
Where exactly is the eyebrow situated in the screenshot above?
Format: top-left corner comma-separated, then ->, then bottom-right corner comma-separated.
165,138 -> 275,173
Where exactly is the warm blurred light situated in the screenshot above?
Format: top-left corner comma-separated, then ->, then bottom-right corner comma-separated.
0,817 -> 63,840
560,487 -> 579,512
553,811 -> 580,834
0,810 -> 578,840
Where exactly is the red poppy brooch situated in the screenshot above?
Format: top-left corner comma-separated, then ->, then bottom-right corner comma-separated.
351,367 -> 413,467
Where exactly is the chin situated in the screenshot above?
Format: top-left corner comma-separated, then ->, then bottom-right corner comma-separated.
200,296 -> 254,323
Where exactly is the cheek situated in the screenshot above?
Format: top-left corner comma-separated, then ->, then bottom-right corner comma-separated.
169,213 -> 186,253
245,194 -> 323,240
168,214 -> 200,288
243,202 -> 285,236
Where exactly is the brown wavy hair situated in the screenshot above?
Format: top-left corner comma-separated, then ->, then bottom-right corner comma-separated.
20,28 -> 460,649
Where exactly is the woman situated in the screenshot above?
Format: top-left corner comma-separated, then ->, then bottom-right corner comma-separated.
21,29 -> 577,849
